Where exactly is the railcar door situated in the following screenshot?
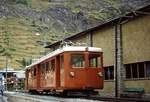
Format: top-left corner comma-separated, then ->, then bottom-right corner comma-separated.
56,56 -> 60,87
67,52 -> 86,88
85,52 -> 103,89
25,69 -> 29,90
60,55 -> 64,87
37,64 -> 41,89
56,55 -> 64,88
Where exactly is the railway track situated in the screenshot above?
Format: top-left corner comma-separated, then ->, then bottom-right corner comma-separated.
5,92 -> 150,102
84,96 -> 150,102
5,92 -> 101,102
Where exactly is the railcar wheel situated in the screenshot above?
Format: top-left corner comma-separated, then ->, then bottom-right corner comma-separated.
83,90 -> 98,96
59,90 -> 68,97
29,90 -> 38,94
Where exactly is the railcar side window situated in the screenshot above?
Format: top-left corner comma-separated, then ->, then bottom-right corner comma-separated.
89,53 -> 101,68
41,63 -> 45,74
51,59 -> 55,71
28,69 -> 31,78
71,54 -> 85,68
60,55 -> 64,69
46,62 -> 49,72
31,67 -> 34,77
33,67 -> 36,76
48,61 -> 51,72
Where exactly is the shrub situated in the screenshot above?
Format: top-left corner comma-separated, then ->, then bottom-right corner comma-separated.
15,0 -> 29,5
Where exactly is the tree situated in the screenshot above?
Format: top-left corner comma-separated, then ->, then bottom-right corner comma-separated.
0,31 -> 16,59
16,58 -> 32,67
0,30 -> 16,90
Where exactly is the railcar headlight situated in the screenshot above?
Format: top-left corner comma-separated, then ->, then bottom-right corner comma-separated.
97,72 -> 103,77
70,72 -> 75,77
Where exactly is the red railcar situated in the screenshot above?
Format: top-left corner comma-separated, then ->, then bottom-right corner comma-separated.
25,46 -> 103,95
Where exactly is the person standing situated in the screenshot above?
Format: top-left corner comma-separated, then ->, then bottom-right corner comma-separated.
0,74 -> 5,96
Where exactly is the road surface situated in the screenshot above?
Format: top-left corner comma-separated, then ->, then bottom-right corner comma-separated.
0,95 -> 8,102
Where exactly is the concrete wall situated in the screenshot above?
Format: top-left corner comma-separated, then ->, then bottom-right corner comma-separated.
122,15 -> 150,64
100,79 -> 150,94
70,34 -> 88,45
93,26 -> 114,66
93,15 -> 150,66
125,80 -> 150,94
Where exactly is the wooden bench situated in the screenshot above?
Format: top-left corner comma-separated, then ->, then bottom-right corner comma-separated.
121,88 -> 145,98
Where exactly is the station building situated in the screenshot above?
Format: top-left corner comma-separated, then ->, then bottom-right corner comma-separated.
0,70 -> 25,91
46,5 -> 150,94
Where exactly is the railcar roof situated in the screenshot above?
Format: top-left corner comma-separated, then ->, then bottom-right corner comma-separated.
25,46 -> 102,69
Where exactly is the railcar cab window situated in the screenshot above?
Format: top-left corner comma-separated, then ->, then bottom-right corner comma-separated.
71,54 -> 85,68
89,53 -> 101,68
48,59 -> 55,72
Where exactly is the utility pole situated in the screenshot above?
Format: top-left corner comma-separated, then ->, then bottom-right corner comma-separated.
5,35 -> 10,91
43,32 -> 47,55
87,32 -> 93,47
5,56 -> 8,91
114,20 -> 124,97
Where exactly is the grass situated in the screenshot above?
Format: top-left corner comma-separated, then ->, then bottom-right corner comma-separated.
0,17 -> 51,69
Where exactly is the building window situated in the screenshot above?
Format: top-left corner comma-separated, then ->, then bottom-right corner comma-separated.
125,64 -> 132,78
104,66 -> 114,80
125,61 -> 150,79
146,61 -> 150,77
132,63 -> 138,78
138,62 -> 145,78
104,61 -> 150,80
104,68 -> 109,80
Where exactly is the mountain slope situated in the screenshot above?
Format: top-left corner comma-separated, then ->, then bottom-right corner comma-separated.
0,0 -> 149,69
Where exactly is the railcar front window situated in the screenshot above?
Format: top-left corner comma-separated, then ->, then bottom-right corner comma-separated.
89,53 -> 101,68
71,54 -> 85,68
